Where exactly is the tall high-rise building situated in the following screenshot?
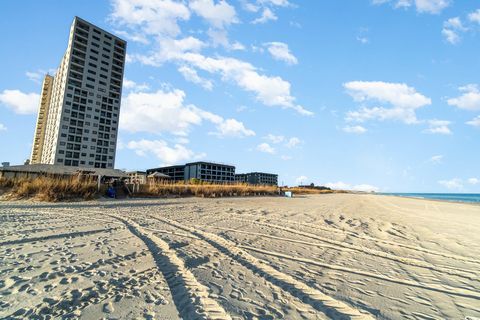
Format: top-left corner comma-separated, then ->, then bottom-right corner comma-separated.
30,75 -> 54,164
31,16 -> 126,168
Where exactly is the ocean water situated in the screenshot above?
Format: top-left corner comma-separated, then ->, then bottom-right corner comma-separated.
382,193 -> 480,204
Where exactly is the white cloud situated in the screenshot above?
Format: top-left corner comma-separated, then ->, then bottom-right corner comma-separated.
344,81 -> 431,124
438,178 -> 463,190
113,29 -> 150,44
263,42 -> 298,65
469,9 -> 480,24
423,119 -> 452,135
120,88 -> 254,139
179,53 -> 313,115
285,137 -> 301,148
295,175 -> 308,185
210,118 -> 256,137
0,89 -> 40,114
428,155 -> 443,164
373,0 -> 450,14
256,142 -> 275,154
415,0 -> 450,14
189,0 -> 238,28
26,71 -> 43,84
127,139 -> 206,166
324,181 -> 379,192
123,78 -> 150,92
114,1 -> 310,116
0,123 -> 6,131
280,155 -> 292,160
343,125 -> 367,134
442,17 -> 467,44
252,8 -> 277,24
207,28 -> 245,50
447,84 -> 480,111
178,65 -> 213,90
468,178 -> 479,185
110,0 -> 191,37
264,134 -> 284,143
466,116 -> 480,127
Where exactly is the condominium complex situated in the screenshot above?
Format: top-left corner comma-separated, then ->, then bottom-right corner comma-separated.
146,165 -> 186,182
30,16 -> 126,168
147,162 -> 236,183
235,172 -> 278,186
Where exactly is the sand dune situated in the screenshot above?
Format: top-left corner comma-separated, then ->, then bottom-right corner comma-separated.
1,194 -> 479,319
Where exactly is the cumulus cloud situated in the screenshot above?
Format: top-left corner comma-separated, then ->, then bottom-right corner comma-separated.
343,125 -> 367,134
178,65 -> 213,90
442,17 -> 467,44
109,0 -> 190,37
256,142 -> 275,154
189,0 -> 238,28
438,178 -> 463,190
0,123 -> 6,131
210,118 -> 256,137
263,42 -> 298,65
285,137 -> 301,148
178,53 -> 313,115
468,178 -> 479,185
423,119 -> 452,135
447,84 -> 480,111
344,81 -> 431,124
325,181 -> 379,192
252,8 -> 277,24
466,116 -> 480,127
373,0 -> 450,14
123,78 -> 150,92
120,88 -> 254,138
0,89 -> 40,114
469,9 -> 480,24
127,139 -> 206,166
264,134 -> 285,143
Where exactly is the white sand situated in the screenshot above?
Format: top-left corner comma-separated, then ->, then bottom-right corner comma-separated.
1,194 -> 479,319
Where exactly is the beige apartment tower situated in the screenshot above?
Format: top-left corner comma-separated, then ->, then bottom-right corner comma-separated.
30,17 -> 126,168
30,75 -> 54,164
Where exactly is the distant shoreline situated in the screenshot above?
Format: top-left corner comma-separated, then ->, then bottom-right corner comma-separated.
377,193 -> 480,205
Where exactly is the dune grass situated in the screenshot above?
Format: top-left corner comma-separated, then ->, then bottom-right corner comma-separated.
0,176 -> 98,201
135,181 -> 279,198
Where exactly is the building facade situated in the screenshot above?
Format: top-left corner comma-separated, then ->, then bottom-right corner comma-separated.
31,75 -> 54,164
147,162 -> 236,183
31,16 -> 126,169
146,165 -> 185,182
184,162 -> 235,183
235,172 -> 278,186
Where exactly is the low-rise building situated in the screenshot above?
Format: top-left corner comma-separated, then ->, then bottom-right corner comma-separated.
235,172 -> 278,186
146,165 -> 185,182
185,162 -> 235,183
146,161 -> 235,183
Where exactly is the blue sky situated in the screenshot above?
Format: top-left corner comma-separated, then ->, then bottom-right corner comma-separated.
0,0 -> 479,192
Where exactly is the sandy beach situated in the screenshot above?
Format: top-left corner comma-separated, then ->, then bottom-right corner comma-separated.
1,194 -> 479,319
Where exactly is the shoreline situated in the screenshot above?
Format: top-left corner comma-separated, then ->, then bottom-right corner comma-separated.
376,192 -> 480,205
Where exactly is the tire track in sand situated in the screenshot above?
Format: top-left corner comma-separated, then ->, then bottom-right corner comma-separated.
224,217 -> 480,281
110,211 -> 231,320
240,246 -> 480,300
150,215 -> 374,320
218,212 -> 480,267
